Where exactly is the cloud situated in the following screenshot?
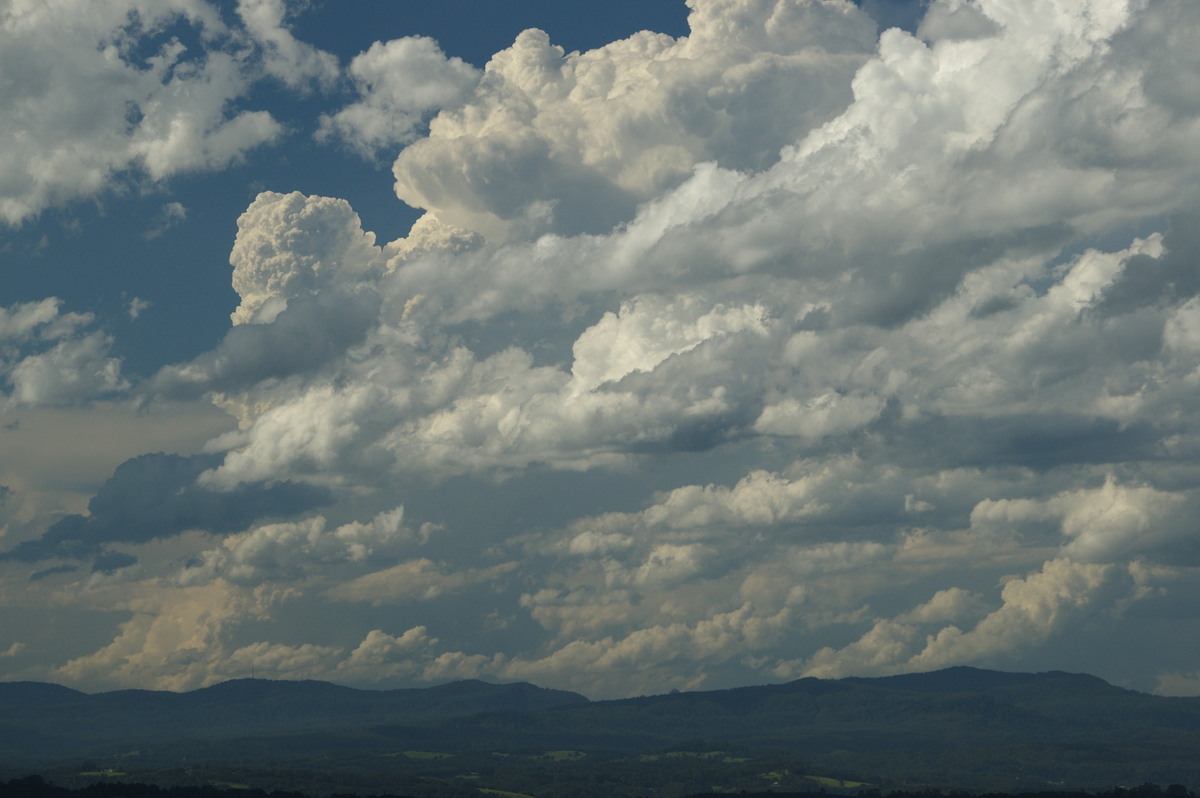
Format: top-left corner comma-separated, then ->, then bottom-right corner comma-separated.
223,640 -> 343,678
0,0 -> 348,224
1155,670 -> 1200,698
150,287 -> 383,401
317,36 -> 481,159
570,294 -> 768,391
337,628 -> 433,675
796,559 -> 1123,679
226,191 -> 388,325
0,299 -> 65,340
566,467 -> 835,536
904,559 -> 1125,671
917,0 -> 1000,41
2,452 -> 331,563
184,0 -> 1200,494
181,0 -> 1200,569
177,506 -> 425,586
126,297 -> 153,320
1,299 -> 127,408
142,201 -> 187,240
235,0 -> 339,91
47,580 -> 271,690
7,332 -> 127,407
8,0 -> 1200,698
498,603 -> 793,696
325,558 -> 517,605
338,629 -> 510,686
969,477 -> 1199,564
389,0 -> 877,240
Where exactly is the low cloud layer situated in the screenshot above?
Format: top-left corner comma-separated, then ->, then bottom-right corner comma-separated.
2,0 -> 1200,699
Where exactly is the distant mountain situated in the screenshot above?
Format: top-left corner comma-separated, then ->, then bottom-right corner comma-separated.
457,666 -> 1200,754
2,668 -> 1199,790
0,677 -> 587,755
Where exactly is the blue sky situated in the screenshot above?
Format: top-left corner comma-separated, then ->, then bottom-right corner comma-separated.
2,0 -> 1200,699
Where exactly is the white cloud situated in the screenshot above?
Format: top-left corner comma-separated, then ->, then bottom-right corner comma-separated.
570,294 -> 768,392
0,299 -> 65,340
0,642 -> 26,658
335,627 -> 439,682
177,506 -> 419,586
0,0 -> 342,224
7,331 -> 127,406
142,201 -> 187,240
390,0 -> 876,240
1,299 -> 127,407
183,0 -> 1200,494
917,0 -> 1000,42
969,477 -> 1194,563
236,0 -> 339,91
325,558 -> 517,605
498,603 -> 793,696
227,191 -> 387,325
127,54 -> 282,180
796,559 -> 1121,679
48,580 -> 265,690
753,392 -> 886,439
222,640 -> 343,678
905,558 -> 1122,669
126,297 -> 152,320
317,37 -> 480,158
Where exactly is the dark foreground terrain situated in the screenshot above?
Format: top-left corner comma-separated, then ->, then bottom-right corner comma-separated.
0,777 -> 1196,798
2,667 -> 1199,797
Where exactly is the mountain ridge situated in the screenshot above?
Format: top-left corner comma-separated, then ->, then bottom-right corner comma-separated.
2,666 -> 1199,790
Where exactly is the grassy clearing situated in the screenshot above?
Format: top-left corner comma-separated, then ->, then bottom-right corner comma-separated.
539,750 -> 585,761
479,789 -> 536,798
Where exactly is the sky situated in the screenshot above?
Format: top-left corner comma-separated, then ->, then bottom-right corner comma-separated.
1,0 -> 1199,700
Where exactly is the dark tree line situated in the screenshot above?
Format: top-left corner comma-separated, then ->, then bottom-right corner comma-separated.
0,775 -> 412,798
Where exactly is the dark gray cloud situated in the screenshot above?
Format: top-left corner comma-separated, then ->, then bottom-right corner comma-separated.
1093,214 -> 1200,317
30,565 -> 80,582
875,412 -> 1166,472
92,551 -> 139,574
150,288 -> 382,400
3,452 -> 331,563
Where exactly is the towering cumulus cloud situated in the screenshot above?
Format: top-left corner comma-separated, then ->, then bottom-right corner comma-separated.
390,0 -> 876,239
4,0 -> 1200,699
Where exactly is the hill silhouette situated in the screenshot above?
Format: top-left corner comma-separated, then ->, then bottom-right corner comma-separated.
1,667 -> 1198,792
